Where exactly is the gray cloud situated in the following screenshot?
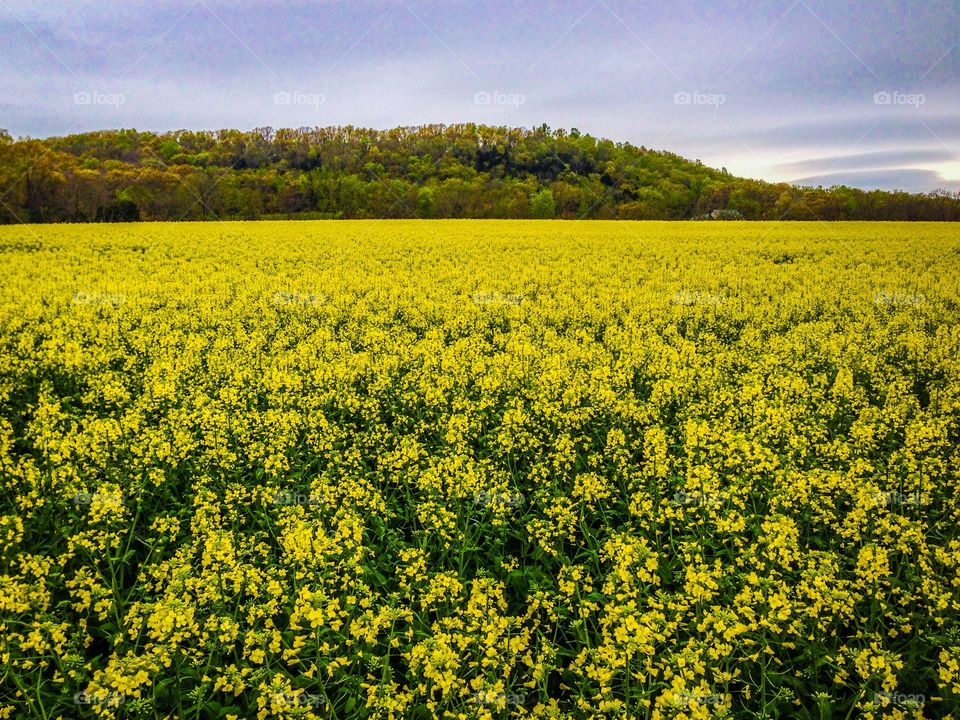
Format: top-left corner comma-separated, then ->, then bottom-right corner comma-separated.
792,168 -> 955,193
776,149 -> 957,175
690,113 -> 960,151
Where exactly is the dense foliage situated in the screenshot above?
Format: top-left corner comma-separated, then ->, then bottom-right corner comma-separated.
1,220 -> 959,719
1,125 -> 959,223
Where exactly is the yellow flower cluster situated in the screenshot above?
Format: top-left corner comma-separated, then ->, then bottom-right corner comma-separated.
0,220 -> 958,718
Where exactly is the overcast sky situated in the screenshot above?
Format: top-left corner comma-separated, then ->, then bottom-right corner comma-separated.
1,0 -> 958,193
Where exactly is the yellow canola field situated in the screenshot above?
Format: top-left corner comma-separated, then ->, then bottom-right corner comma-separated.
0,220 -> 959,719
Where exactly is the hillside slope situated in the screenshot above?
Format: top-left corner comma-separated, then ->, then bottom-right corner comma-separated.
1,124 -> 958,222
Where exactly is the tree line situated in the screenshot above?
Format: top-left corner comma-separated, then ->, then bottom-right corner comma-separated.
1,124 -> 958,223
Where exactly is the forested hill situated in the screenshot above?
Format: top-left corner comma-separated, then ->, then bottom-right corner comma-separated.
1,124 -> 958,223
